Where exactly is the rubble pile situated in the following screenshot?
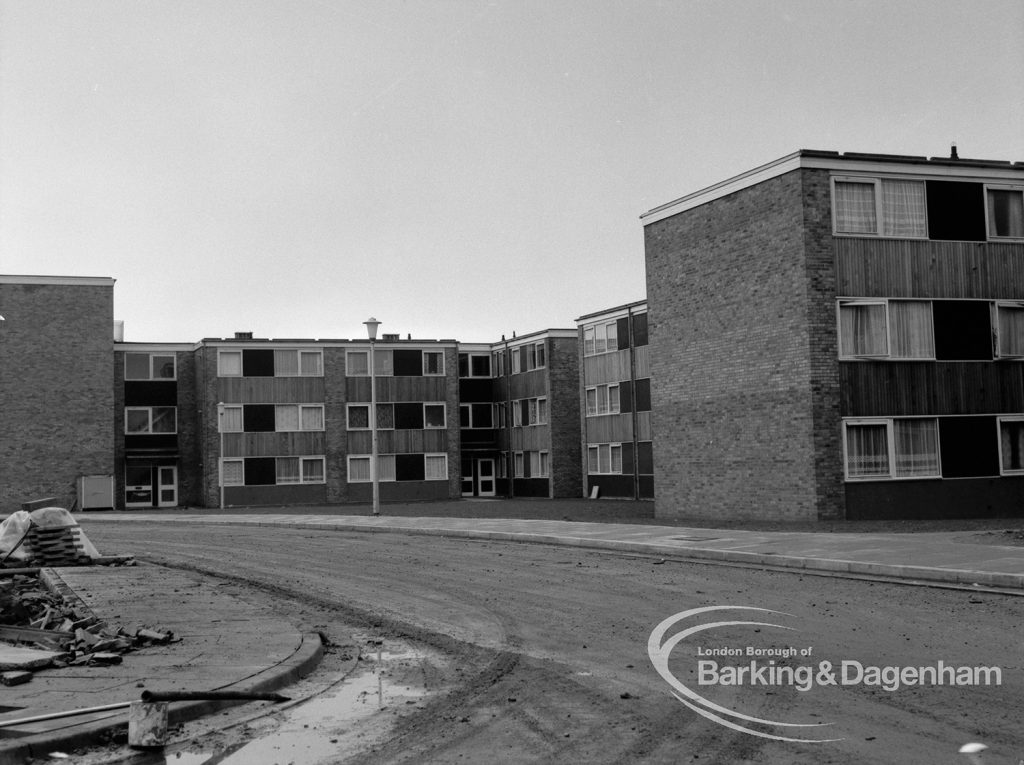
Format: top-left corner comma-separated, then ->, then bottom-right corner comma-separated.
0,574 -> 176,686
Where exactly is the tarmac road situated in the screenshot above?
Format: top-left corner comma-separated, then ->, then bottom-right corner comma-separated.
82,521 -> 1024,765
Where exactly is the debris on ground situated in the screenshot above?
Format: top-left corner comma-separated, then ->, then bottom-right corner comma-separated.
0,571 -> 176,682
0,506 -> 136,568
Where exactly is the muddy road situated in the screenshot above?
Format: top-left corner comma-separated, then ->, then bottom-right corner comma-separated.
83,522 -> 1023,764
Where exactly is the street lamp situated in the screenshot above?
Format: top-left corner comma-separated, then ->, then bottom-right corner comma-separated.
363,317 -> 381,516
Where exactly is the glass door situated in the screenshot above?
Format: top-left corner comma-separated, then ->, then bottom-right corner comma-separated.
477,459 -> 496,497
125,465 -> 153,507
158,466 -> 178,507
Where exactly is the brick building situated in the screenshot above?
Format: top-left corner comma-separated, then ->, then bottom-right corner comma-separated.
642,149 -> 1024,520
0,276 -> 117,510
576,301 -> 654,499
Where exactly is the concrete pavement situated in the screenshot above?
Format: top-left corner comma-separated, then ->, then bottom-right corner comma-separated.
81,509 -> 1024,591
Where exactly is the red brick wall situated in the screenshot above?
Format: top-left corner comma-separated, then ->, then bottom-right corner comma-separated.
0,281 -> 115,512
644,168 -> 843,521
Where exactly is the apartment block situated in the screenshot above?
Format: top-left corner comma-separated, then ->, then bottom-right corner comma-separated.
0,276 -> 116,510
643,149 -> 1024,520
576,301 -> 654,499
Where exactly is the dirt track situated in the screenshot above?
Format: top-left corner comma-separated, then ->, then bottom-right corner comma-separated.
84,522 -> 1024,764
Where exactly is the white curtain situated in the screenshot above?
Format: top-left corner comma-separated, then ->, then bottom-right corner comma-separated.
347,351 -> 369,376
988,189 -> 1024,238
425,455 -> 447,480
222,460 -> 244,486
221,406 -> 243,432
889,301 -> 934,358
274,350 -> 299,376
835,182 -> 877,233
302,458 -> 324,483
846,423 -> 889,477
276,405 -> 300,431
301,405 -> 324,431
276,457 -> 301,484
839,303 -> 887,356
894,419 -> 939,477
299,351 -> 322,376
218,351 -> 242,376
882,180 -> 927,237
349,457 -> 371,482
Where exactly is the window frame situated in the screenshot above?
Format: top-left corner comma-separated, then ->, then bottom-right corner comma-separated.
125,352 -> 177,381
831,176 -> 929,240
423,350 -> 445,376
423,402 -> 447,429
274,404 -> 326,432
348,454 -> 397,483
221,458 -> 244,486
219,405 -> 243,433
424,453 -> 448,481
842,417 -> 942,481
837,299 -> 939,360
994,301 -> 1024,359
217,350 -> 243,377
985,184 -> 1024,240
997,416 -> 1024,475
125,406 -> 177,435
583,321 -> 618,356
585,384 -> 621,416
587,443 -> 623,474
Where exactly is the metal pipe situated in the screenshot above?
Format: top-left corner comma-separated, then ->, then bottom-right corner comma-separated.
0,701 -> 131,728
140,690 -> 289,703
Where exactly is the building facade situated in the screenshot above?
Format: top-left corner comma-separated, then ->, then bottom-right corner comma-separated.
643,149 -> 1024,520
0,276 -> 117,511
576,301 -> 654,499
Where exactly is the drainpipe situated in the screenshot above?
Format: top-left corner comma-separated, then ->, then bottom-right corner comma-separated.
505,337 -> 514,498
627,307 -> 640,500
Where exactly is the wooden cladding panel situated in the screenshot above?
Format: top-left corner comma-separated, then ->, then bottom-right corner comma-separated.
840,362 -> 1024,416
508,371 -> 547,400
221,431 -> 326,457
219,377 -> 325,404
346,429 -> 448,454
346,376 -> 448,403
585,414 -> 634,443
509,426 -> 547,451
633,345 -> 651,379
583,351 -> 630,385
836,239 -> 1024,299
636,411 -> 653,441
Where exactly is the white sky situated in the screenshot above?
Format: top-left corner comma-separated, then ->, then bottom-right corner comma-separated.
2,0 -> 1022,343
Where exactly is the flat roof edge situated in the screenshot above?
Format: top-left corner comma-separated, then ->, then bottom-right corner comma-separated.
0,274 -> 116,286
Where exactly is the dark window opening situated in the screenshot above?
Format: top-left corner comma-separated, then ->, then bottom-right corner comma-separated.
617,317 -> 630,350
939,416 -> 999,478
638,441 -> 654,474
243,404 -> 276,432
926,181 -> 986,242
635,378 -> 652,412
396,454 -> 425,481
394,403 -> 424,430
933,301 -> 993,360
393,349 -> 423,376
242,349 -> 275,377
633,313 -> 649,347
244,457 -> 276,485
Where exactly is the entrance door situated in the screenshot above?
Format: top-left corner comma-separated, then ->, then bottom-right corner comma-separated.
158,466 -> 177,507
125,465 -> 153,507
476,459 -> 496,497
461,458 -> 475,496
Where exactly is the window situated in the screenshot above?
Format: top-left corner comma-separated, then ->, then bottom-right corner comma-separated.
535,342 -> 546,368
843,419 -> 940,480
125,352 -> 176,380
425,454 -> 448,480
347,404 -> 370,430
530,451 -> 549,477
588,443 -> 623,474
838,300 -> 935,359
583,321 -> 618,356
221,459 -> 244,486
514,452 -> 524,478
513,397 -> 546,426
348,455 -> 395,482
274,349 -> 323,376
987,187 -> 1024,238
220,405 -> 243,432
423,351 -> 444,375
834,178 -> 927,238
424,404 -> 446,428
995,303 -> 1024,358
218,351 -> 242,377
999,418 -> 1024,474
461,403 -> 493,429
347,351 -> 368,376
492,350 -> 505,377
586,385 -> 620,416
125,407 -> 177,434
275,456 -> 325,484
511,351 -> 521,374
458,353 -> 491,378
275,405 -> 325,432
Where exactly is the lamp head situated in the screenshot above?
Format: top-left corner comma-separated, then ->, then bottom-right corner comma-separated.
363,317 -> 381,341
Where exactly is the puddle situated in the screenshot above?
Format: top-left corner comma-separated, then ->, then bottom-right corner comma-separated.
127,637 -> 446,765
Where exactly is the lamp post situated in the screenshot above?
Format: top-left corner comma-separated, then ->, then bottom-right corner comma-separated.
363,318 -> 381,516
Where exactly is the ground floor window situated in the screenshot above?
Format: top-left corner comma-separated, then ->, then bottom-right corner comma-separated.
844,419 -> 940,480
588,443 -> 623,474
348,453 -> 447,482
999,417 -> 1024,474
223,456 -> 326,486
